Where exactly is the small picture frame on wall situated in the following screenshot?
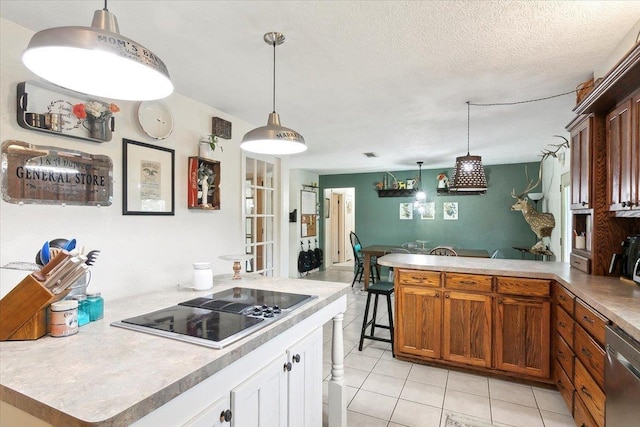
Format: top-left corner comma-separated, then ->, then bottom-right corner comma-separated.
421,202 -> 435,220
406,179 -> 416,190
443,202 -> 458,220
400,203 -> 413,220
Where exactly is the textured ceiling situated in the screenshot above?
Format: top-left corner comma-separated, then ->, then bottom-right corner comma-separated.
2,1 -> 640,174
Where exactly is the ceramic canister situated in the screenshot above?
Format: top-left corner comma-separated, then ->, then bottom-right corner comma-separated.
192,262 -> 213,290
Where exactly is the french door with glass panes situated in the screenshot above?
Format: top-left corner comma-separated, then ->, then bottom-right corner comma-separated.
244,158 -> 275,276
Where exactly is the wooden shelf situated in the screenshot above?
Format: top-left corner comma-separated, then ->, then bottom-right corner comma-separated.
377,189 -> 417,198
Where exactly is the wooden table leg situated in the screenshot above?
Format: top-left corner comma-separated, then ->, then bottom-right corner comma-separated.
363,252 -> 371,290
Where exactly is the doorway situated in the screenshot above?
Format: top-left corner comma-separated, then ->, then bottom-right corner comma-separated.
323,187 -> 355,269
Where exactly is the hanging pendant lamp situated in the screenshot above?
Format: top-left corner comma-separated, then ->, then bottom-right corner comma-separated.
413,161 -> 427,213
241,32 -> 307,155
21,0 -> 173,101
450,102 -> 487,193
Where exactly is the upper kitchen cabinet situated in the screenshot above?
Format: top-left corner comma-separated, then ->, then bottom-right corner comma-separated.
606,96 -> 637,212
568,114 -> 596,209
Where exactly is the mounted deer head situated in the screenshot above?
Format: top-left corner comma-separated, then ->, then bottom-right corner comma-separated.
511,164 -> 555,240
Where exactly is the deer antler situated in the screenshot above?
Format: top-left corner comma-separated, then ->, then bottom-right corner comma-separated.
512,165 -> 542,199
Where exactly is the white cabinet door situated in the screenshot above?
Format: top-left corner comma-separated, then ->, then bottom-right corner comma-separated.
184,395 -> 231,427
231,354 -> 288,427
287,328 -> 323,427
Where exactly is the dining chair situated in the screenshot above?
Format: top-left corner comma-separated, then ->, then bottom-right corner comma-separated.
429,246 -> 458,256
349,231 -> 380,287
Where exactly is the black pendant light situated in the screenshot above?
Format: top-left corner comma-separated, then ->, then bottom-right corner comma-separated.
413,161 -> 426,213
450,102 -> 487,193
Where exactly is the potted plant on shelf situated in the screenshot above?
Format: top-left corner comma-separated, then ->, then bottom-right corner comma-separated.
199,134 -> 224,159
197,163 -> 216,207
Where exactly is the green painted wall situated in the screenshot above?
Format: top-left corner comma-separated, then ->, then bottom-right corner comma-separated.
319,162 -> 543,260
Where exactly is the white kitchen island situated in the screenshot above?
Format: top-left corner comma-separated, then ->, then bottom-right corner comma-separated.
0,275 -> 350,427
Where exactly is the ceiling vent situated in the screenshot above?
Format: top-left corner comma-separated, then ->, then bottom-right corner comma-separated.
363,152 -> 377,158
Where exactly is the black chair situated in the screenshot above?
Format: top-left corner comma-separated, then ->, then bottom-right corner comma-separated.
349,232 -> 380,287
358,279 -> 395,357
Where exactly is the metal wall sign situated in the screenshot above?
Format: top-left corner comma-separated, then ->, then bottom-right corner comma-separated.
1,140 -> 113,206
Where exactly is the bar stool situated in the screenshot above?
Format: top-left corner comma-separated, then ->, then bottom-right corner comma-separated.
358,280 -> 394,357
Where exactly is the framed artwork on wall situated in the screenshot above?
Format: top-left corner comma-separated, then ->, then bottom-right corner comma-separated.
443,202 -> 458,220
400,203 -> 413,220
122,138 -> 175,215
421,202 -> 435,220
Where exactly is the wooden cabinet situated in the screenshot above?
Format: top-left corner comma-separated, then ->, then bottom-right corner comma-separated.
552,283 -> 608,427
606,99 -> 635,211
442,291 -> 492,367
495,296 -> 551,378
569,114 -> 594,209
396,284 -> 442,359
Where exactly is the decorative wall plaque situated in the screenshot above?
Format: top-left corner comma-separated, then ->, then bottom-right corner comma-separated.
212,117 -> 232,139
1,140 -> 113,206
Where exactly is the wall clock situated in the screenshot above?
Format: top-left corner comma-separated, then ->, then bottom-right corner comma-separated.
137,100 -> 174,140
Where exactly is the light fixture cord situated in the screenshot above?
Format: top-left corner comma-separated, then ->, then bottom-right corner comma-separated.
468,89 -> 575,107
272,39 -> 276,113
466,101 -> 471,155
104,0 -> 108,11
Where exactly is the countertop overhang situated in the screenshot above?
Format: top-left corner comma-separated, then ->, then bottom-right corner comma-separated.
0,275 -> 350,426
378,253 -> 640,342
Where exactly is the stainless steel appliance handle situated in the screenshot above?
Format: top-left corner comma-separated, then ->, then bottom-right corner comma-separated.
607,344 -> 640,380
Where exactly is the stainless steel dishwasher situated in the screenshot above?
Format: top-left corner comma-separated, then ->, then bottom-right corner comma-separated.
606,325 -> 640,426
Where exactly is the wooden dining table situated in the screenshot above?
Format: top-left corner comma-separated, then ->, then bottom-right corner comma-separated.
360,245 -> 490,290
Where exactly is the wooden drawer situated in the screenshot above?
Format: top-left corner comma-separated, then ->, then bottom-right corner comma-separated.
555,334 -> 575,379
574,359 -> 605,427
555,305 -> 574,345
575,299 -> 608,346
570,253 -> 591,273
444,273 -> 492,292
554,359 -> 574,416
574,393 -> 599,427
397,269 -> 441,287
496,276 -> 550,297
553,282 -> 575,315
574,324 -> 605,389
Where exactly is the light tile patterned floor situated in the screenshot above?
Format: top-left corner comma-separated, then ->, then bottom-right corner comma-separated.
303,267 -> 574,427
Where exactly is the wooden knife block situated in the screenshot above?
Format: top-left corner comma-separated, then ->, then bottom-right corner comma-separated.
0,274 -> 69,341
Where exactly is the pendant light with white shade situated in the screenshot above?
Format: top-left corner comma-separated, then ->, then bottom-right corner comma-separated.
413,161 -> 427,213
21,0 -> 173,101
449,102 -> 487,193
241,32 -> 307,155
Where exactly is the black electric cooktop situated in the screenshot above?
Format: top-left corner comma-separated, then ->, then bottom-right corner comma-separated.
111,287 -> 316,349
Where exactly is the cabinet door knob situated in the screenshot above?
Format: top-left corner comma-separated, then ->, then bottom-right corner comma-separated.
582,201 -> 588,206
581,347 -> 592,358
284,362 -> 292,372
293,354 -> 301,363
582,315 -> 594,324
580,386 -> 592,398
445,294 -> 450,299
220,409 -> 232,422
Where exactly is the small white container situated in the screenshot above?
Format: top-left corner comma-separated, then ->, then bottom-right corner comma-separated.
575,236 -> 586,250
49,300 -> 79,337
192,262 -> 213,290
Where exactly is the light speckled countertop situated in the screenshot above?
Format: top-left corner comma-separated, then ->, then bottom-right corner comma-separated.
378,254 -> 640,342
0,275 -> 350,426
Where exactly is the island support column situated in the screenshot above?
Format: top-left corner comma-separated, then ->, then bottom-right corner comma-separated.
328,312 -> 346,427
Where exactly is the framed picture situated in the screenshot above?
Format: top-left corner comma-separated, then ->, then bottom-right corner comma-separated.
406,179 -> 416,190
400,202 -> 413,220
421,202 -> 435,220
443,202 -> 458,220
123,138 -> 175,215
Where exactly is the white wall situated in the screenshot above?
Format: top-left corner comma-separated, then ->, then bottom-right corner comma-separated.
0,18 -> 259,300
541,147 -> 570,259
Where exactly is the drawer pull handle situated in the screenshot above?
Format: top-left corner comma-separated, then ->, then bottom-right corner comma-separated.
558,321 -> 566,327
581,347 -> 592,358
557,350 -> 564,356
580,386 -> 592,398
559,295 -> 566,301
411,276 -> 424,281
582,315 -> 594,324
459,280 -> 476,285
